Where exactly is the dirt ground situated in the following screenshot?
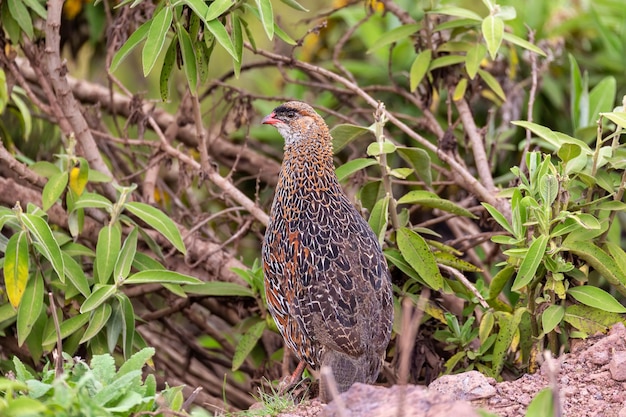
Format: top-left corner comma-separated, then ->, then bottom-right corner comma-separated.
271,323 -> 626,417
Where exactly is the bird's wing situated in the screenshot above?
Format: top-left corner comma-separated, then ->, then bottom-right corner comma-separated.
294,193 -> 393,358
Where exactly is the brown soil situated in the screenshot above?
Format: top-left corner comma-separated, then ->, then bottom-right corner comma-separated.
270,323 -> 626,417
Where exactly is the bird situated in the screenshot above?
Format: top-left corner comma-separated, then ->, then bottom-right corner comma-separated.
261,101 -> 394,402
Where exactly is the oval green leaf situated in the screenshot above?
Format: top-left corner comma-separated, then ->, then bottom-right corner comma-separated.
142,6 -> 172,77
232,321 -> 266,371
22,214 -> 65,283
17,273 -> 43,346
568,286 -> 626,313
96,223 -> 121,285
335,158 -> 377,182
398,190 -> 477,218
511,235 -> 548,291
124,270 -> 202,285
396,228 -> 443,290
81,284 -> 117,313
124,202 -> 186,254
367,23 -> 421,53
541,304 -> 564,334
410,50 -> 432,92
80,303 -> 112,344
482,15 -> 503,59
184,281 -> 254,297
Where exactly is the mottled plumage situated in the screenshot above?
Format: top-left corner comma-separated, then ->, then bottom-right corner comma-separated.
261,101 -> 393,401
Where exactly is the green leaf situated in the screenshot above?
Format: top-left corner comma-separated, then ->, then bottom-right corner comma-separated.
177,24 -> 198,94
118,293 -> 135,358
22,0 -> 46,18
502,32 -> 546,56
4,231 -> 29,308
113,227 -> 139,283
142,6 -> 172,77
512,121 -> 593,155
125,202 -> 186,254
255,0 -> 274,40
563,241 -> 626,296
231,16 -> 243,78
482,16 -> 503,59
410,50 -> 432,92
397,147 -> 432,187
433,6 -> 482,21
492,308 -> 526,376
280,0 -> 308,12
62,252 -> 91,297
22,214 -> 65,283
335,158 -> 377,182
125,270 -> 202,285
453,78 -> 468,101
367,24 -> 421,53
80,304 -> 112,344
11,92 -> 32,139
17,273 -> 43,346
366,140 -> 396,156
42,171 -> 68,211
557,143 -> 581,163
588,77 -> 616,126
184,281 -> 254,297
601,111 -> 626,130
434,252 -> 482,272
541,304 -> 564,334
96,224 -> 122,285
368,195 -> 389,246
330,124 -> 373,153
430,55 -> 466,70
488,265 -> 514,300
477,68 -> 505,101
73,192 -> 114,211
159,36 -> 177,101
539,174 -> 558,206
111,19 -> 151,71
526,388 -> 554,417
206,19 -> 238,61
511,235 -> 548,291
29,161 -> 61,178
568,286 -> 626,313
384,249 -> 427,286
7,0 -> 34,39
232,321 -> 266,371
398,190 -> 477,218
205,0 -> 233,20
181,0 -> 209,21
396,228 -> 443,290
81,284 -> 117,313
465,43 -> 486,79
42,312 -> 90,346
564,304 -> 624,334
118,347 -> 155,377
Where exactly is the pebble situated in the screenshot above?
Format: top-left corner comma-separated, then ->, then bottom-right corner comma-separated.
610,351 -> 626,381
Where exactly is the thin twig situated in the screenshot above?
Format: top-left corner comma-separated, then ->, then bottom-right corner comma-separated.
48,292 -> 64,377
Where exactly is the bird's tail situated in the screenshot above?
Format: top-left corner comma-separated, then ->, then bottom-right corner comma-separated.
319,350 -> 381,402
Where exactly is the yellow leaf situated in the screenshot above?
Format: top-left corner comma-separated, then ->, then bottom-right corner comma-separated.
5,232 -> 29,308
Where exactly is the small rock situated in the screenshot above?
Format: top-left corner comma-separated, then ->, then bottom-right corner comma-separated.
610,351 -> 626,381
429,370 -> 496,401
590,350 -> 610,365
323,383 -> 480,417
619,406 -> 626,417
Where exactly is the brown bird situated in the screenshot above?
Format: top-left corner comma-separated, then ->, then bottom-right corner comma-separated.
261,101 -> 393,401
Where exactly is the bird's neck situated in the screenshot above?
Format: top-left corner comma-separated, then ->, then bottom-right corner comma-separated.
280,138 -> 338,190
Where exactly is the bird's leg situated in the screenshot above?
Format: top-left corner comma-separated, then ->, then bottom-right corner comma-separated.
278,360 -> 307,394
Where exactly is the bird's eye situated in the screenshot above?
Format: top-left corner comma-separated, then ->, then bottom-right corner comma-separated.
286,111 -> 296,119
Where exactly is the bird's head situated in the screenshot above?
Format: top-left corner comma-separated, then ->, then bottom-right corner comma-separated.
262,101 -> 329,147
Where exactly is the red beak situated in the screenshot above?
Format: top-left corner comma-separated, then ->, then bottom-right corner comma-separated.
262,112 -> 280,125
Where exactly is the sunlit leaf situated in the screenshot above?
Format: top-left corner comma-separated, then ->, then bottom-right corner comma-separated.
96,224 -> 121,285
367,24 -> 421,53
335,158 -> 377,182
568,286 -> 626,313
397,228 -> 443,290
142,6 -> 172,77
125,202 -> 186,254
410,50 -> 431,92
511,235 -> 548,291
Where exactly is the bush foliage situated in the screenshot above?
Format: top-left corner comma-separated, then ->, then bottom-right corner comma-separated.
0,0 -> 625,414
